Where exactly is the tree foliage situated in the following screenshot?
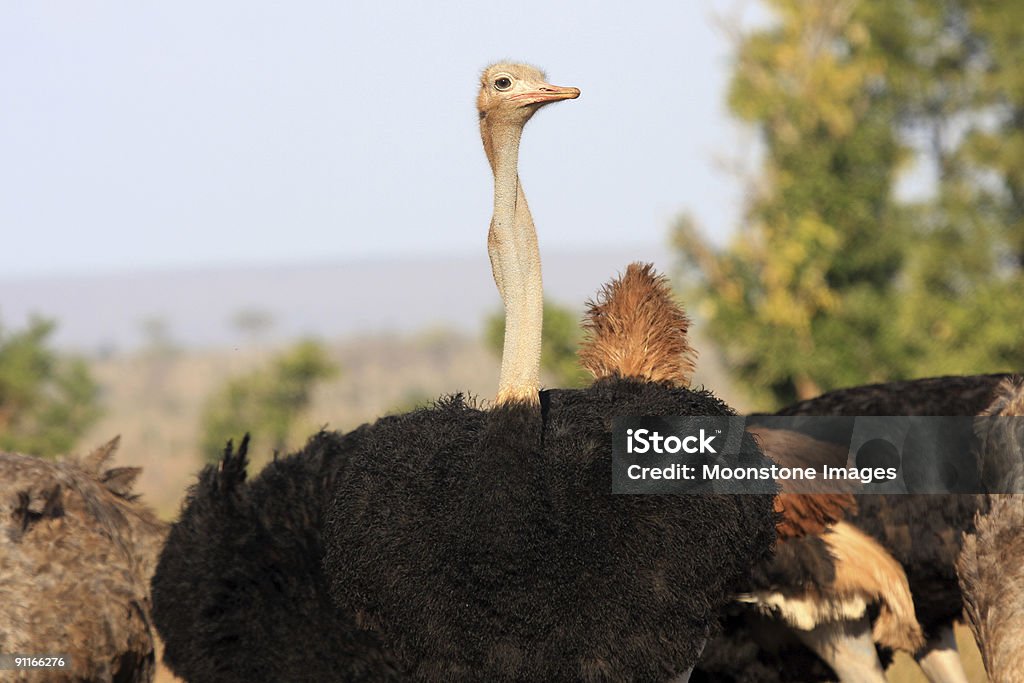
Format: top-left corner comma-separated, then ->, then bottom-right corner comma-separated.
0,318 -> 101,456
485,300 -> 590,389
199,339 -> 339,462
675,0 -> 1024,407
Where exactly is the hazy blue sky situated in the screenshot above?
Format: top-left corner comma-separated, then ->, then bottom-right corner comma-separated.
1,1 -> 767,278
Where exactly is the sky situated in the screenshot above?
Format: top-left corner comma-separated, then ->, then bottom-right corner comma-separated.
0,1 -> 767,279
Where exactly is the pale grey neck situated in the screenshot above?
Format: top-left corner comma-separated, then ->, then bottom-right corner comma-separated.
483,120 -> 543,405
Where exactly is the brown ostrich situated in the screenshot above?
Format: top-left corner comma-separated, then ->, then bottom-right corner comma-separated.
577,264 -> 923,682
320,64 -> 778,681
957,377 -> 1024,683
0,437 -> 168,682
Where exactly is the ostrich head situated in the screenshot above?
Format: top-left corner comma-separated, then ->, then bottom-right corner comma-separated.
476,63 -> 579,127
477,63 -> 579,407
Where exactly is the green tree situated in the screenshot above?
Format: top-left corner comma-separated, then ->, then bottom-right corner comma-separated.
0,318 -> 101,456
199,339 -> 339,462
894,0 -> 1024,376
675,0 -> 1024,408
485,300 -> 590,389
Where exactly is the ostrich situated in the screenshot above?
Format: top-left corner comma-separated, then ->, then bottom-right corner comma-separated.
0,438 -> 168,682
152,63 -> 774,682
768,373 -> 1015,683
321,64 -> 778,681
733,433 -> 924,682
957,377 -> 1024,683
576,265 -> 923,682
693,488 -> 924,682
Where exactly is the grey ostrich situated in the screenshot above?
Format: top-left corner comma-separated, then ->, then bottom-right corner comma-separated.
958,377 -> 1024,683
0,438 -> 168,682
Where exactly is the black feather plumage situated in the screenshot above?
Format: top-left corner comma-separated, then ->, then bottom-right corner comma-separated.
324,378 -> 777,682
151,430 -> 403,682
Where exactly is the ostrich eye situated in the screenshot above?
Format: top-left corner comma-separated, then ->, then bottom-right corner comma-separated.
494,77 -> 512,91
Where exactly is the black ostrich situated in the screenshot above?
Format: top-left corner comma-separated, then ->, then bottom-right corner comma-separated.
958,377 -> 1024,683
766,373 -> 1012,682
1,438 -> 168,683
320,65 -> 778,681
694,430 -> 925,682
694,375 -> 1013,682
152,63 -> 776,682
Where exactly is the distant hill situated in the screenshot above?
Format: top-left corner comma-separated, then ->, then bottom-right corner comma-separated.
2,245 -> 667,352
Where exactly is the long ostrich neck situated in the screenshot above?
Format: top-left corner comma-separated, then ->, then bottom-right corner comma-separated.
483,118 -> 543,406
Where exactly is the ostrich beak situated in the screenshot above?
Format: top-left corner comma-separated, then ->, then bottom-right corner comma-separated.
515,83 -> 581,106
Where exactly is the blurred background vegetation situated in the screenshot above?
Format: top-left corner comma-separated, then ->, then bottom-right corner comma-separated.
0,318 -> 100,456
674,0 -> 1024,408
198,339 -> 338,465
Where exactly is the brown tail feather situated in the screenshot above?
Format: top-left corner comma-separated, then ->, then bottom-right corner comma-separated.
578,262 -> 696,386
747,426 -> 857,538
772,494 -> 856,539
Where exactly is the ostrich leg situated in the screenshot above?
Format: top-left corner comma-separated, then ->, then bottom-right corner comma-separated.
795,616 -> 888,683
915,625 -> 969,683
